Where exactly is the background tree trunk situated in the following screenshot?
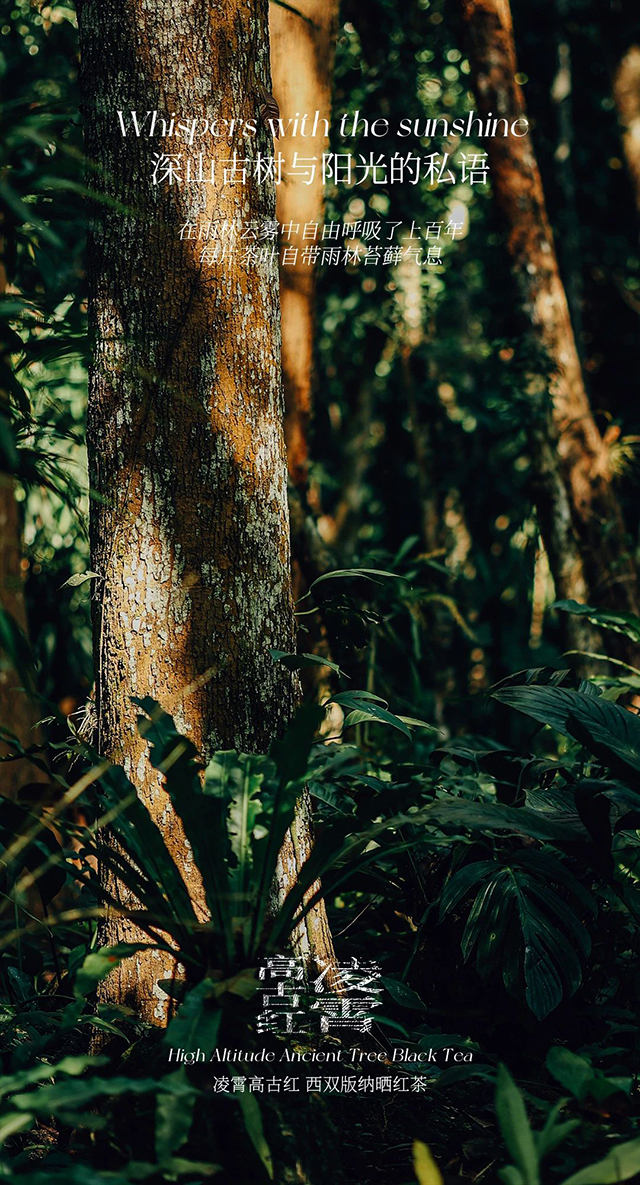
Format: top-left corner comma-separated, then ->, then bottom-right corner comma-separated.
270,0 -> 339,489
460,0 -> 639,655
268,1 -> 340,961
613,45 -> 640,216
78,0 -> 334,1022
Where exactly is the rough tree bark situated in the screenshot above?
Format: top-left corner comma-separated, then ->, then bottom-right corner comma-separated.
77,0 -> 334,1022
460,0 -> 640,654
270,0 -> 339,489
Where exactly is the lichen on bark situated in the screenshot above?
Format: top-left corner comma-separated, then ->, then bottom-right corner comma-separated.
77,0 -> 334,1020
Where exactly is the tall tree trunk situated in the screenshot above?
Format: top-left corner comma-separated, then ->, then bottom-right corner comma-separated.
270,0 -> 339,489
613,44 -> 640,216
460,0 -> 639,655
78,0 -> 334,1022
551,0 -> 583,349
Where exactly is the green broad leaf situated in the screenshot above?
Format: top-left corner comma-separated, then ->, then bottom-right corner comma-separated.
412,1139 -> 444,1184
394,535 -> 420,564
0,1111 -> 32,1143
397,715 -> 441,733
309,567 -> 406,590
0,794 -> 66,906
0,605 -> 37,688
82,1015 -> 127,1040
155,1068 -> 196,1164
561,1138 -> 640,1184
491,666 -> 577,692
536,1101 -> 579,1160
332,692 -> 412,737
270,649 -> 347,677
492,683 -> 640,784
197,749 -> 277,959
373,1016 -> 412,1038
308,778 -> 356,815
342,707 -> 410,735
0,1055 -> 106,1101
424,799 -> 585,845
381,976 -> 426,1010
270,702 -> 325,787
234,1078 -> 273,1180
135,699 -> 234,953
440,860 -> 498,916
538,1120 -> 580,1161
164,979 -> 222,1058
546,1047 -> 631,1102
434,1063 -> 496,1088
73,944 -> 153,1000
0,359 -> 30,415
443,853 -> 592,1019
95,755 -> 201,934
225,756 -> 278,925
0,177 -> 63,247
495,1065 -> 540,1185
0,1170 -> 133,1184
546,1048 -> 595,1101
553,600 -> 640,645
12,1076 -> 161,1114
0,414 -> 19,470
498,1169 -> 525,1185
60,570 -> 101,589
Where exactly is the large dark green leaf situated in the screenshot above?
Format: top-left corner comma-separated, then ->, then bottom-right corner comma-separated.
440,852 -> 595,1018
380,976 -> 426,1009
0,794 -> 66,905
492,684 -> 640,785
73,944 -> 154,1001
495,1064 -> 540,1185
0,605 -> 36,690
329,691 -> 413,738
94,757 -> 200,943
154,1068 -> 196,1164
133,698 -> 233,961
561,1138 -> 640,1184
163,979 -> 222,1059
553,600 -> 640,646
425,798 -> 587,844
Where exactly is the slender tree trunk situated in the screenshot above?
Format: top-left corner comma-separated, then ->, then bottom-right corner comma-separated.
551,0 -> 583,348
460,0 -> 639,653
78,0 -> 334,1022
270,0 -> 339,489
269,2 -> 344,707
613,44 -> 640,216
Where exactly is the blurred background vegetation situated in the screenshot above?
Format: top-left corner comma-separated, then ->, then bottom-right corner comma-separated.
2,0 -> 640,1182
7,0 -> 640,726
